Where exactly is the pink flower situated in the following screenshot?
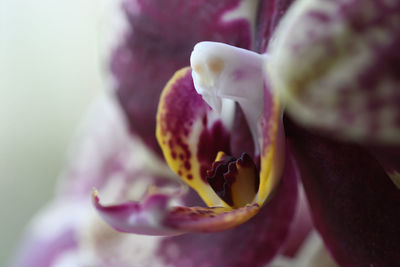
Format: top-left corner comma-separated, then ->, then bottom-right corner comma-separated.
15,0 -> 400,266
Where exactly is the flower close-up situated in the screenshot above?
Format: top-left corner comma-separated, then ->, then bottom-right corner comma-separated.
13,0 -> 399,266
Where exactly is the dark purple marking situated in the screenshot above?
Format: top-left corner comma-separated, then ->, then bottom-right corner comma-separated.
171,151 -> 177,159
112,0 -> 252,155
160,70 -> 203,168
206,154 -> 237,206
206,153 -> 259,206
184,161 -> 191,170
197,121 -> 231,181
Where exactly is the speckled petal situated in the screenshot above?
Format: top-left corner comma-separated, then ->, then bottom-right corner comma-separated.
157,150 -> 299,267
286,118 -> 400,266
113,0 -> 257,154
269,0 -> 400,144
156,68 -> 232,208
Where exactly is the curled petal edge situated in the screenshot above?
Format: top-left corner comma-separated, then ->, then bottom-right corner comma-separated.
93,189 -> 260,235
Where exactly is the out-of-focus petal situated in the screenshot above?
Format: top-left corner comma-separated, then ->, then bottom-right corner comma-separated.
12,201 -> 84,267
93,191 -> 185,236
255,0 -> 294,53
286,118 -> 400,266
281,184 -> 313,258
77,213 -> 170,267
157,151 -> 299,267
269,0 -> 400,144
271,231 -> 338,267
58,93 -> 175,197
94,188 -> 261,234
112,0 -> 258,154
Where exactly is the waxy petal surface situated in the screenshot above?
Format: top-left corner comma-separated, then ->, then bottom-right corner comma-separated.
157,68 -> 232,207
269,0 -> 400,144
157,151 -> 299,267
286,118 -> 400,266
94,188 -> 262,234
112,0 -> 256,154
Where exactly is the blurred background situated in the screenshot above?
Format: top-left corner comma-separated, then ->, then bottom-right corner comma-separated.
1,0 -> 110,264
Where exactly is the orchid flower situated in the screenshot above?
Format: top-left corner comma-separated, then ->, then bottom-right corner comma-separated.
15,0 -> 400,266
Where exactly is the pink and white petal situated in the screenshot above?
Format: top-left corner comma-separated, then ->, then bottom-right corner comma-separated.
157,68 -> 232,207
58,93 -> 175,198
11,200 -> 85,267
93,189 -> 261,234
255,0 -> 294,53
269,0 -> 400,144
77,213 -> 171,267
93,191 -> 185,236
156,151 -> 299,267
286,118 -> 400,266
112,0 -> 257,154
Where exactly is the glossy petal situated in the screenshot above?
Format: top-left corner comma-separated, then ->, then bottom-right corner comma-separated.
157,68 -> 231,207
269,0 -> 400,144
112,0 -> 257,154
157,151 -> 299,267
286,118 -> 400,266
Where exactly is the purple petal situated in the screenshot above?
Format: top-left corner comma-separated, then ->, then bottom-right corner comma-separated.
112,0 -> 254,155
286,118 -> 400,266
93,192 -> 184,236
157,68 -> 232,207
93,188 -> 262,234
281,185 -> 313,258
156,149 -> 299,267
269,0 -> 400,144
368,146 -> 400,187
255,0 -> 294,53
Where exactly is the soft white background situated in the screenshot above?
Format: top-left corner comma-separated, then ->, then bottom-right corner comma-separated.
1,0 -> 110,264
